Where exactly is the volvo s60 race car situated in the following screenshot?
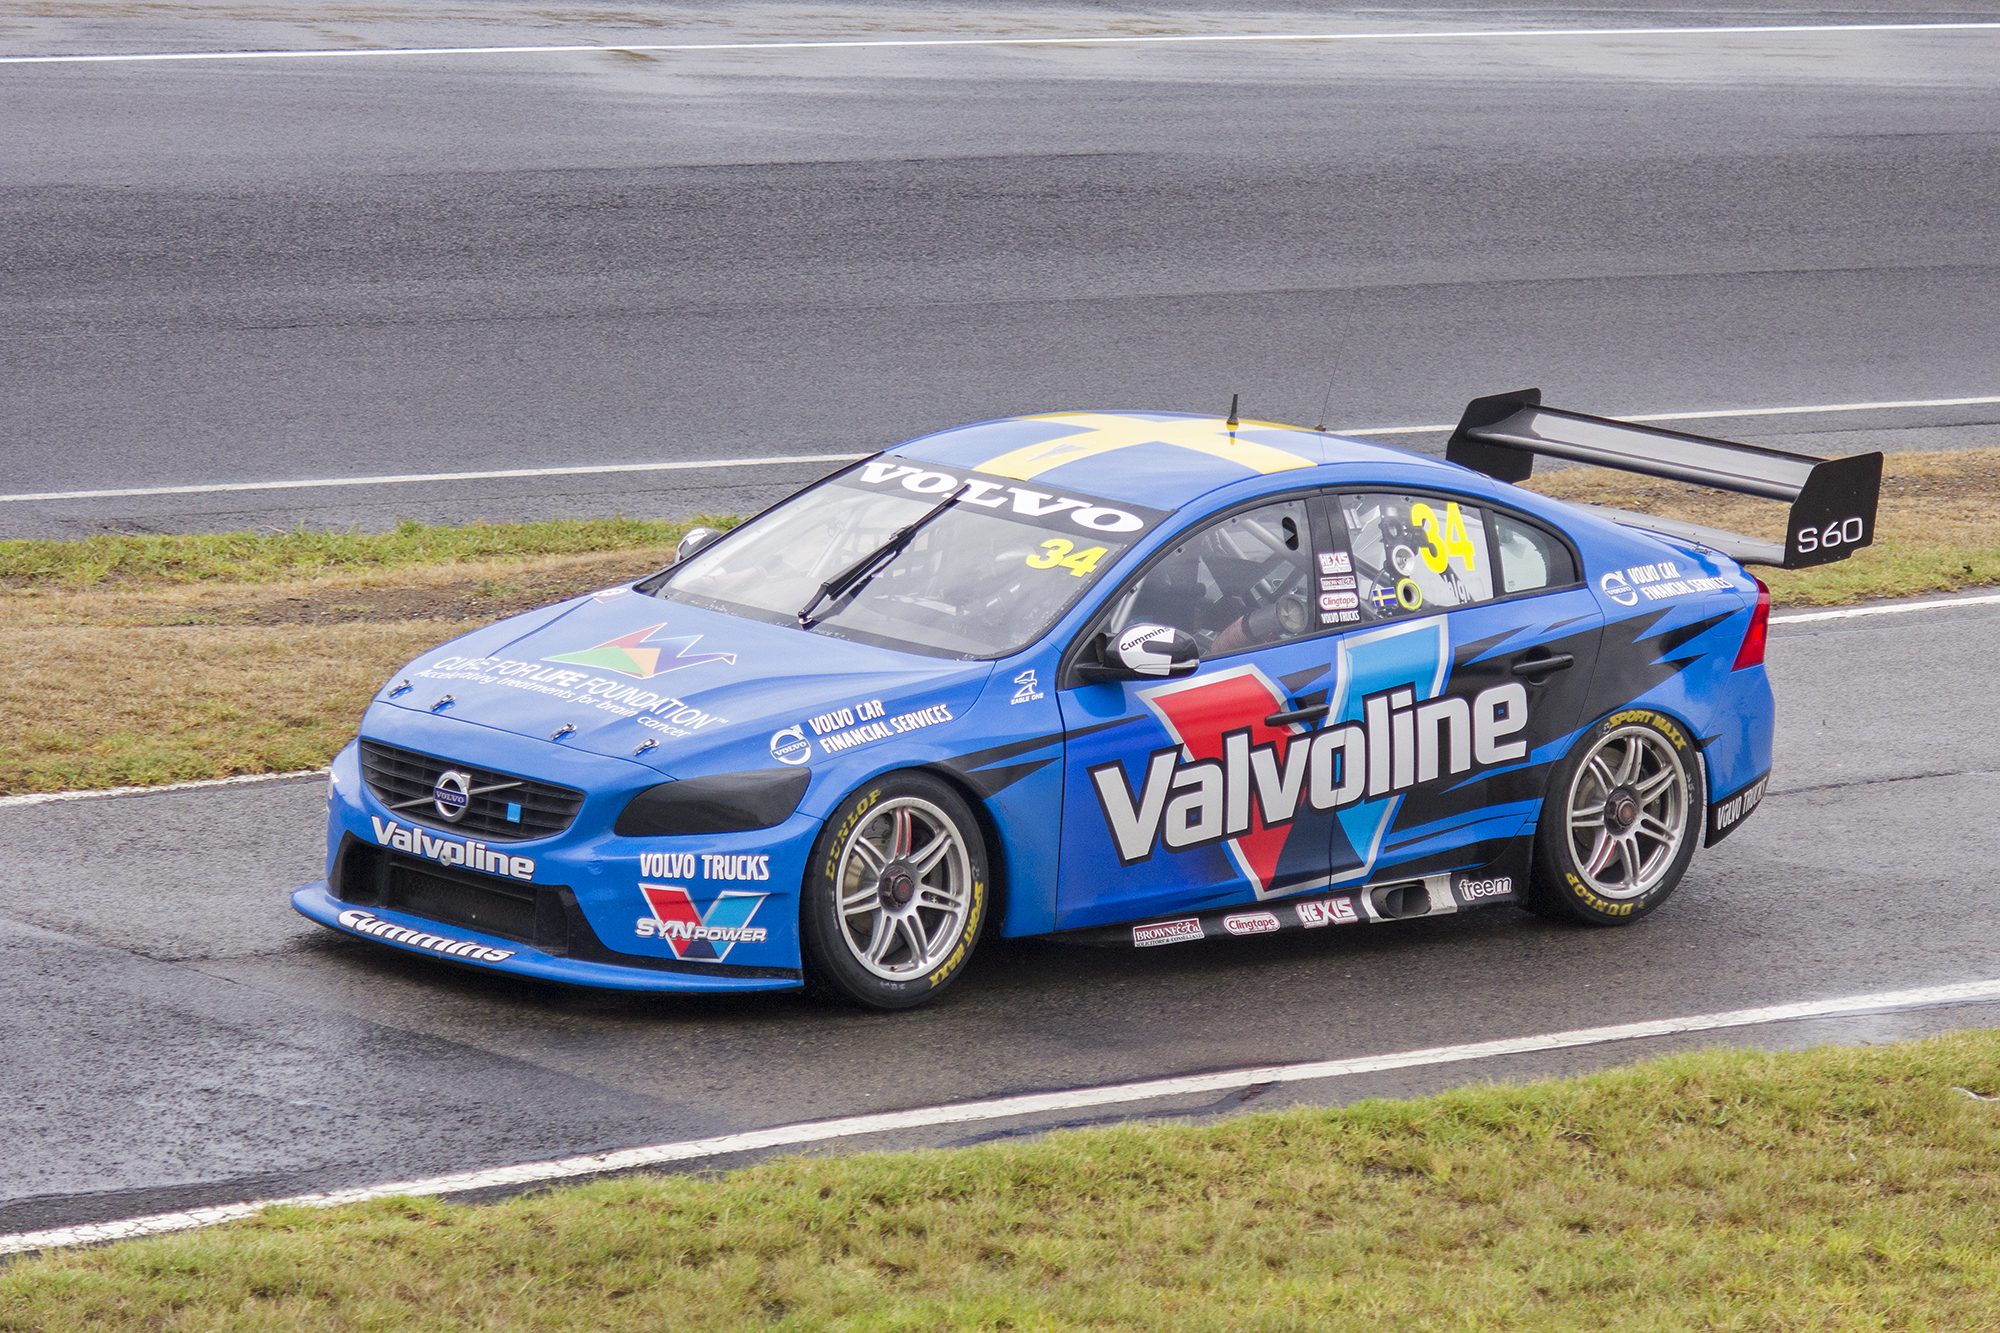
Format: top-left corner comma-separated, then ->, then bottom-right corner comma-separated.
293,391 -> 1881,1009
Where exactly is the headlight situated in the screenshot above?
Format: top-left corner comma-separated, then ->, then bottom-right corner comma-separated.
614,769 -> 811,838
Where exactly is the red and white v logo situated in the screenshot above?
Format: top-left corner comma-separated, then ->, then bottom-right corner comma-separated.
1141,666 -> 1306,895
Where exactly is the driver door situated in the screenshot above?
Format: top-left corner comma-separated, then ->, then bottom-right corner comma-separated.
1054,495 -> 1347,930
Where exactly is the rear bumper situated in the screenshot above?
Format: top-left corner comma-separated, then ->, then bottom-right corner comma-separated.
292,882 -> 803,994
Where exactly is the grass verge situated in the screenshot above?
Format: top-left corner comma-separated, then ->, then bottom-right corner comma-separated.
0,450 -> 1993,794
0,518 -> 726,795
5,1031 -> 2000,1329
0,516 -> 711,588
1523,447 -> 2000,606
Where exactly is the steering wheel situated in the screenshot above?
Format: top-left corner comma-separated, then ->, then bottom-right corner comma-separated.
1213,556 -> 1311,651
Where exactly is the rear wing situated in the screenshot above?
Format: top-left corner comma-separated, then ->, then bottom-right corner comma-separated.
1445,389 -> 1882,569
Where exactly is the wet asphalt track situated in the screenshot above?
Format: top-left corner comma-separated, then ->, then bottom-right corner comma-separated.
4,595 -> 1998,1235
1,2 -> 1996,534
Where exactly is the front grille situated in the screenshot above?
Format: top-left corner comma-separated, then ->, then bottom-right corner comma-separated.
336,842 -> 560,947
359,740 -> 583,842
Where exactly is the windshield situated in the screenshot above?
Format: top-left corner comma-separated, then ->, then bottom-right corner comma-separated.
650,459 -> 1167,658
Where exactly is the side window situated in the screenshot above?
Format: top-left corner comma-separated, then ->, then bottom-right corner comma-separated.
1493,512 -> 1578,594
1097,499 -> 1315,656
1338,492 -> 1495,621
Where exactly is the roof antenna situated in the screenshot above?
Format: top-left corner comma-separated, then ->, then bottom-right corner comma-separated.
1225,393 -> 1240,428
1312,367 -> 1337,433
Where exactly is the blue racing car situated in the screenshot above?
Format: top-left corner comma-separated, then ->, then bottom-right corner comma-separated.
294,391 -> 1880,1008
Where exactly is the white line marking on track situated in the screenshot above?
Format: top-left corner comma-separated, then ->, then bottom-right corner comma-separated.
0,769 -> 324,810
4,395 -> 1993,505
8,975 -> 2000,1255
1771,591 -> 2000,625
2,21 -> 1995,65
0,452 -> 870,505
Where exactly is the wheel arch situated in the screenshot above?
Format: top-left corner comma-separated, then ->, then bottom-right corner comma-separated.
911,762 -> 1010,941
1544,700 -> 1711,816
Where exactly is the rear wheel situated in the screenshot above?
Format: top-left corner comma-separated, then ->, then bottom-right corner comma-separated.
1525,709 -> 1702,925
800,772 -> 989,1010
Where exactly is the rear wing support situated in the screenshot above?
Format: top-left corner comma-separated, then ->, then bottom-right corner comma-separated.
1445,389 -> 1882,569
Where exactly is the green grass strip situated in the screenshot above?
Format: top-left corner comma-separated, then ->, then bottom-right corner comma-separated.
6,1031 -> 2000,1329
0,516 -> 731,588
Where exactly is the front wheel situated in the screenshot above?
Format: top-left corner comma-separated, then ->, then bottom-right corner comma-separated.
800,772 -> 989,1010
1525,709 -> 1702,925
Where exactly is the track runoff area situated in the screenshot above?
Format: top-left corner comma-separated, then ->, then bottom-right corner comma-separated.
3,588 -> 1998,1253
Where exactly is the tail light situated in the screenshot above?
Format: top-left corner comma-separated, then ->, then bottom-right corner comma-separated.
1732,576 -> 1771,670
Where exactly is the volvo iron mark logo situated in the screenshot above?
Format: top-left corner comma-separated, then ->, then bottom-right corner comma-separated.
431,769 -> 473,821
1599,569 -> 1639,607
769,725 -> 812,767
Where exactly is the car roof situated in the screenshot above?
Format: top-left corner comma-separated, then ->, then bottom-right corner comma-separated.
888,410 -> 1465,511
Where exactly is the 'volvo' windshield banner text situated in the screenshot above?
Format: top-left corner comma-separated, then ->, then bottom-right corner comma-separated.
848,460 -> 1165,536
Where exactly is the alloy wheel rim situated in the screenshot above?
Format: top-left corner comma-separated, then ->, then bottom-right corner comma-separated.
1565,725 -> 1689,901
834,796 -> 973,980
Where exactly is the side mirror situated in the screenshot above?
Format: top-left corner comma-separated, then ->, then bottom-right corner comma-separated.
1088,623 -> 1201,681
674,526 -> 722,565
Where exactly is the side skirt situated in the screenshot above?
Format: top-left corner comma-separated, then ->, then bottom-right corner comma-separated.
1058,846 -> 1533,950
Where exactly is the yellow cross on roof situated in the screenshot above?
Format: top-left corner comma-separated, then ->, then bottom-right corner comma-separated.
972,412 -> 1317,482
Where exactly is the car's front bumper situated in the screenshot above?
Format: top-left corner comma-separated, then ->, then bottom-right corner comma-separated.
292,881 -> 804,993
294,722 -> 819,993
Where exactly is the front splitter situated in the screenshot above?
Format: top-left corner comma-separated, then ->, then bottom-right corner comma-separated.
291,882 -> 803,994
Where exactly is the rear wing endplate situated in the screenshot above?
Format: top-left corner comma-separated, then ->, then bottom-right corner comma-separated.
1445,389 -> 1882,569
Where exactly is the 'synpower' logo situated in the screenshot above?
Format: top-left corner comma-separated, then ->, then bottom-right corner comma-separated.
635,885 -> 769,962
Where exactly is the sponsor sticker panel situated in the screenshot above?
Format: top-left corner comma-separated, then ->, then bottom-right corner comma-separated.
1091,665 -> 1529,887
1600,560 -> 1733,608
1222,911 -> 1281,936
770,698 -> 959,765
638,851 -> 772,883
850,459 -> 1165,537
369,816 -> 535,880
1132,917 -> 1205,947
1454,874 -> 1513,903
416,643 -> 728,740
337,909 -> 517,963
635,885 -> 770,961
1295,896 -> 1360,928
1711,774 -> 1770,838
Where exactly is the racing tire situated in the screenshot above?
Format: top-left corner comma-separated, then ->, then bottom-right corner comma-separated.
800,772 -> 990,1010
1524,708 -> 1703,926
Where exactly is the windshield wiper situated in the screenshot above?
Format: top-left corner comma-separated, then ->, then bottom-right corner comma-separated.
798,485 -> 964,628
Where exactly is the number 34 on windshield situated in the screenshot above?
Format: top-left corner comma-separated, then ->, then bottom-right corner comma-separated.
1410,501 -> 1478,574
1026,539 -> 1108,577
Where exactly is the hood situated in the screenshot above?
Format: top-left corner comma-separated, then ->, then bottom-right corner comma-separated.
373,587 -> 993,773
